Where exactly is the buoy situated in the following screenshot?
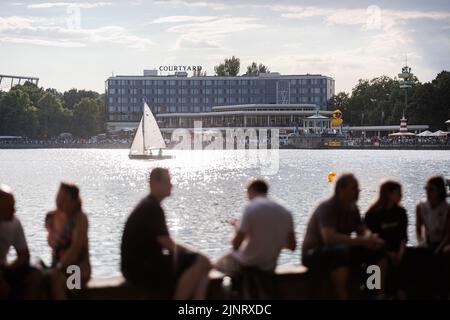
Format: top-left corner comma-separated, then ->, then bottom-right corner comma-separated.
327,172 -> 337,183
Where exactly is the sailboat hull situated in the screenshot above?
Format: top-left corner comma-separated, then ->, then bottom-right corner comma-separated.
128,154 -> 173,160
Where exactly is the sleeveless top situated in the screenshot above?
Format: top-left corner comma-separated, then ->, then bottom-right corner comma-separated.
419,201 -> 449,247
48,211 -> 91,284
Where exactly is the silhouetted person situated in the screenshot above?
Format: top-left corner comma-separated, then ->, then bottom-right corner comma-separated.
302,174 -> 386,299
0,185 -> 44,299
46,182 -> 91,299
365,180 -> 407,296
216,179 -> 296,275
121,168 -> 211,299
416,176 -> 449,253
406,176 -> 450,298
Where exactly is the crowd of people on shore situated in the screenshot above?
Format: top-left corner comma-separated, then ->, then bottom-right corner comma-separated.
347,135 -> 450,147
0,170 -> 449,300
0,137 -> 131,147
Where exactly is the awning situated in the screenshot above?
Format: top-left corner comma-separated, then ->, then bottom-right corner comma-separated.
388,132 -> 416,137
417,130 -> 433,137
430,130 -> 449,137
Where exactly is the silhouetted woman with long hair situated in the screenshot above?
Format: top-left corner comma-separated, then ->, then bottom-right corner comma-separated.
46,182 -> 90,299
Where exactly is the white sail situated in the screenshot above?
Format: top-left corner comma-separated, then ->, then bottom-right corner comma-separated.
142,102 -> 166,150
129,117 -> 144,155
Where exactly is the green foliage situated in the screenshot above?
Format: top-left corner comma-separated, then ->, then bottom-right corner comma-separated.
245,62 -> 270,76
63,89 -> 99,110
214,56 -> 240,76
37,92 -> 71,138
335,71 -> 450,130
72,98 -> 105,138
0,83 -> 105,138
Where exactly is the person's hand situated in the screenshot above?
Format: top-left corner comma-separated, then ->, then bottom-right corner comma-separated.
364,234 -> 384,250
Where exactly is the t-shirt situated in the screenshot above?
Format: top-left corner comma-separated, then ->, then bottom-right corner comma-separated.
302,196 -> 362,255
121,195 -> 169,274
232,197 -> 294,272
419,201 -> 449,246
364,205 -> 408,252
0,217 -> 28,265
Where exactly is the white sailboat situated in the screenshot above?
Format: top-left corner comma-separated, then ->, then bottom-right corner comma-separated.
128,102 -> 172,160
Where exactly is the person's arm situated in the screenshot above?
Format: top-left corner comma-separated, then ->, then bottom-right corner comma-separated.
284,214 -> 296,251
7,249 -> 29,270
434,207 -> 450,254
157,235 -> 191,253
230,207 -> 251,251
59,214 -> 88,268
320,226 -> 382,249
232,231 -> 246,251
285,231 -> 296,251
6,220 -> 30,270
356,223 -> 371,237
415,204 -> 425,244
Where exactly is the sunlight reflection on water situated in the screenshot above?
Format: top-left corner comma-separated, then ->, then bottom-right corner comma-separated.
1,149 -> 449,278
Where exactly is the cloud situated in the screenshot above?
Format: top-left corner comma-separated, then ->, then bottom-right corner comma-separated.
0,36 -> 85,47
152,15 -> 217,24
172,36 -> 221,50
0,15 -> 153,49
165,16 -> 264,50
28,2 -> 112,9
154,0 -> 229,11
166,17 -> 263,38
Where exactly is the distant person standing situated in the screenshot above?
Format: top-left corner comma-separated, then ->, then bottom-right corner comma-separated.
0,185 -> 44,299
216,179 -> 296,275
121,168 -> 211,300
302,174 -> 386,299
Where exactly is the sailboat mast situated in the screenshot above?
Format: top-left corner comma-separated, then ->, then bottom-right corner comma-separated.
142,101 -> 146,153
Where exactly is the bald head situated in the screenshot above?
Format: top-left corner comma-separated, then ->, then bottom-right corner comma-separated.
149,168 -> 172,202
0,185 -> 15,221
334,174 -> 360,204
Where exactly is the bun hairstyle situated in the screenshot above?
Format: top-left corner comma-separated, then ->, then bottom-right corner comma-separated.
59,182 -> 82,213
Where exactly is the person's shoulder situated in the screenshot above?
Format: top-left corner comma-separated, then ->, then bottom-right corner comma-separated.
269,199 -> 292,216
3,216 -> 23,231
134,195 -> 159,211
396,205 -> 407,215
314,197 -> 334,214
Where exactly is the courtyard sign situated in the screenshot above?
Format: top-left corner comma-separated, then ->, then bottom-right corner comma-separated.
159,65 -> 202,72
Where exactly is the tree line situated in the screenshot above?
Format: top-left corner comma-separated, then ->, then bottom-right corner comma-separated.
214,56 -> 269,76
1,60 -> 448,137
0,83 -> 106,138
329,71 -> 450,131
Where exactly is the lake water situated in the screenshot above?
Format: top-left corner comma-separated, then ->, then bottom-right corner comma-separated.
0,149 -> 449,278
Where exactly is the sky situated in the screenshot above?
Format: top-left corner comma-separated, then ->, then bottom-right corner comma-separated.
1,0 -> 449,93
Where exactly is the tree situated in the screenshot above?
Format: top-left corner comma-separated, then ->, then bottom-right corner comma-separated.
18,82 -> 45,106
245,62 -> 270,76
36,92 -> 72,138
193,69 -> 207,77
63,89 -> 100,110
0,88 -> 39,137
72,98 -> 105,137
214,56 -> 240,76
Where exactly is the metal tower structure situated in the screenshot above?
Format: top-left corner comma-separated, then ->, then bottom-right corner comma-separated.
0,74 -> 39,91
